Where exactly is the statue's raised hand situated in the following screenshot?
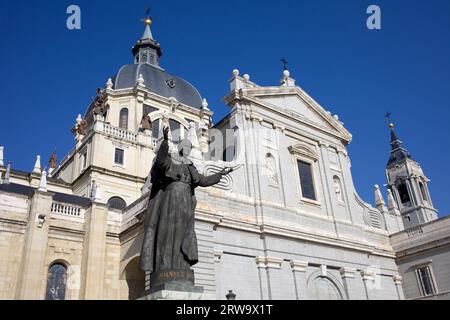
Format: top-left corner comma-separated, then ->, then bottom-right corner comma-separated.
163,127 -> 170,141
218,168 -> 234,176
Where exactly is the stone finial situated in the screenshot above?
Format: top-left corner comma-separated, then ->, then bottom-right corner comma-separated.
333,115 -> 340,121
232,69 -> 240,77
33,155 -> 42,174
106,78 -> 113,89
38,170 -> 48,192
243,74 -> 250,82
0,146 -> 4,167
280,69 -> 296,87
387,189 -> 400,213
374,184 -> 387,213
201,98 -> 209,110
137,74 -> 145,87
3,161 -> 11,184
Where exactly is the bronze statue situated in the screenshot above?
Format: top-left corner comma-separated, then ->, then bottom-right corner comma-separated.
140,127 -> 232,292
92,90 -> 109,118
71,118 -> 88,136
49,151 -> 57,169
140,114 -> 152,131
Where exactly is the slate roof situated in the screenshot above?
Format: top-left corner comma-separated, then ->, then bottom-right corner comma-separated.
113,63 -> 203,109
0,183 -> 91,208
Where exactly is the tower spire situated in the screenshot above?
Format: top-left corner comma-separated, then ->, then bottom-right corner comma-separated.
141,16 -> 154,40
132,11 -> 162,66
386,119 -> 412,167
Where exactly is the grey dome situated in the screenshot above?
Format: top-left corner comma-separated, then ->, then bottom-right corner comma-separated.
113,63 -> 203,109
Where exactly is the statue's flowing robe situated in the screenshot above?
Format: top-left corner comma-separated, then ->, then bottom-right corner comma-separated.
140,140 -> 222,272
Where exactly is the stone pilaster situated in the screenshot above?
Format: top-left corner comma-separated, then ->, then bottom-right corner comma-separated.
393,275 -> 405,300
15,190 -> 53,300
339,267 -> 357,300
80,202 -> 108,300
255,257 -> 270,300
361,270 -> 376,300
290,260 -> 308,300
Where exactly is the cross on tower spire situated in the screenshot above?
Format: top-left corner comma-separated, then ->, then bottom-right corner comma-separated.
281,57 -> 289,71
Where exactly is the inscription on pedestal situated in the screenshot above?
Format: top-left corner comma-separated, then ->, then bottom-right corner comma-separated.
149,270 -> 197,293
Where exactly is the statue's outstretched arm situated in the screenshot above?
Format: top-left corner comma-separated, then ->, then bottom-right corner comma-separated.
190,166 -> 222,187
155,140 -> 170,170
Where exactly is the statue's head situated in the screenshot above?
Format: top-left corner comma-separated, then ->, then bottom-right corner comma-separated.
177,139 -> 193,157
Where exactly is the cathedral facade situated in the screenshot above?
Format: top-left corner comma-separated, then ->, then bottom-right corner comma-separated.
0,18 -> 447,300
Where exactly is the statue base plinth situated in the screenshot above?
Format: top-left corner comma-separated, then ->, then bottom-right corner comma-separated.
139,269 -> 214,300
139,290 -> 215,300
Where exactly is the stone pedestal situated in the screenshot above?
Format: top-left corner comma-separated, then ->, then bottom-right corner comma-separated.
139,281 -> 215,300
140,270 -> 215,300
139,290 -> 215,300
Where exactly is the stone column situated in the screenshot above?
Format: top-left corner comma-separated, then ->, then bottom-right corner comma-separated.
80,202 -> 108,300
15,190 -> 53,300
256,257 -> 270,300
393,275 -> 405,300
339,267 -> 358,300
291,260 -> 308,300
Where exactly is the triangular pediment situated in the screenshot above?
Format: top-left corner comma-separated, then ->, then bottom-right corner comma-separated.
245,86 -> 352,143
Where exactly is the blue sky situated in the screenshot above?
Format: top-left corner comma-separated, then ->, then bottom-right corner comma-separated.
0,0 -> 449,216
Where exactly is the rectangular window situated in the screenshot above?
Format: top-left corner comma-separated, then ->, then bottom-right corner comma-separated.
114,148 -> 124,165
416,266 -> 436,296
298,160 -> 316,201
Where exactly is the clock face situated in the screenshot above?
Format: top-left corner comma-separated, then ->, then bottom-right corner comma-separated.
166,79 -> 176,88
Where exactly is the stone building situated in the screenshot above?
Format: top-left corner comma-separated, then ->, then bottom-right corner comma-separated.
0,17 -> 447,300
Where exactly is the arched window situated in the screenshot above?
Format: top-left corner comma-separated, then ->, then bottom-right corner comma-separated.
308,276 -> 343,300
45,263 -> 67,300
169,119 -> 182,143
419,182 -> 428,202
398,183 -> 411,204
108,196 -> 127,211
119,108 -> 129,130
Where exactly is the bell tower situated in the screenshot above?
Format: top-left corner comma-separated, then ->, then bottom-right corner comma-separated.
385,121 -> 438,229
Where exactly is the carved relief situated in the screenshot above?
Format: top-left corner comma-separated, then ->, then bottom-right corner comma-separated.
333,176 -> 344,203
266,153 -> 279,186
